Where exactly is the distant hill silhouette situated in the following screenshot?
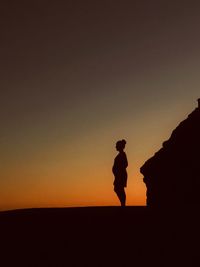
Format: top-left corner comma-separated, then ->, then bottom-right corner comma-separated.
141,100 -> 200,208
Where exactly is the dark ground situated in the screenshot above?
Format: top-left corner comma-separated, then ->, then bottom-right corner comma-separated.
0,206 -> 198,267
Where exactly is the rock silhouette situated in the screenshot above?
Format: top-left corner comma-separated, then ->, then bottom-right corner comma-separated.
141,100 -> 200,208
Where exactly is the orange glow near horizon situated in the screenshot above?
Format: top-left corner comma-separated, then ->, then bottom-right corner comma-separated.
0,102 -> 196,211
0,153 -> 147,211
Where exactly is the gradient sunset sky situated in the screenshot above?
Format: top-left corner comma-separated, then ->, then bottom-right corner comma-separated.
1,1 -> 200,210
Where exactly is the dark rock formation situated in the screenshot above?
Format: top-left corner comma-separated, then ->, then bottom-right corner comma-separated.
141,100 -> 200,208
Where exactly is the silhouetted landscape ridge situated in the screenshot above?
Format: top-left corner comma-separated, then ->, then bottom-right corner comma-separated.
141,99 -> 200,208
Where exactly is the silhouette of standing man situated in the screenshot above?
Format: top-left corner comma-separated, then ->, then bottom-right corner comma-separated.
112,139 -> 128,207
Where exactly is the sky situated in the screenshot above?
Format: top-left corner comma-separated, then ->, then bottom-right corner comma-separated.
1,0 -> 200,210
